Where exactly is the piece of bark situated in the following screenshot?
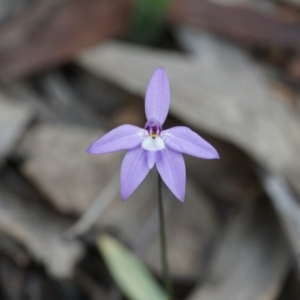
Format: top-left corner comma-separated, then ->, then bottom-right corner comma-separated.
77,40 -> 300,197
1,0 -> 300,83
18,123 -> 123,214
18,123 -> 219,279
0,0 -> 131,81
186,198 -> 289,300
1,0 -> 300,82
2,0 -> 300,81
260,171 -> 300,272
8,77 -> 110,128
0,97 -> 33,168
0,184 -> 84,278
171,0 -> 300,49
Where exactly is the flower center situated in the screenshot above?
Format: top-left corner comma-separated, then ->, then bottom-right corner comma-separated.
142,119 -> 165,151
145,118 -> 162,139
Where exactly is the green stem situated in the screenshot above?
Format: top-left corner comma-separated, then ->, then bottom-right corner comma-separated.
158,173 -> 173,300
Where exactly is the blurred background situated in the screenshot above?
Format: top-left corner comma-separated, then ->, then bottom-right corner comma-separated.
0,0 -> 300,299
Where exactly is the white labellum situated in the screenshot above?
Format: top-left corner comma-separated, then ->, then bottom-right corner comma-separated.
142,136 -> 165,151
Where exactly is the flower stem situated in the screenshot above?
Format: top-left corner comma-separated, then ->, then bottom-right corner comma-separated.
157,173 -> 173,300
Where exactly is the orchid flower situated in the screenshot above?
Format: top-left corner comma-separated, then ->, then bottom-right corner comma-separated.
87,68 -> 219,201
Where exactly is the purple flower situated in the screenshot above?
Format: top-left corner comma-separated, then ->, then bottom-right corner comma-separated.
87,68 -> 219,201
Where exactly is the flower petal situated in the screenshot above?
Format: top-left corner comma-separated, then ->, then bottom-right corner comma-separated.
145,151 -> 158,169
87,125 -> 145,154
162,126 -> 219,159
121,147 -> 150,200
156,148 -> 186,202
145,67 -> 170,124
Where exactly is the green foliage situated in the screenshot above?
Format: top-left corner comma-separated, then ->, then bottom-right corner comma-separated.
129,0 -> 170,44
97,235 -> 168,300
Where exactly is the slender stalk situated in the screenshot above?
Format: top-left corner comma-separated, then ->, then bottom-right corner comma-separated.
158,173 -> 173,300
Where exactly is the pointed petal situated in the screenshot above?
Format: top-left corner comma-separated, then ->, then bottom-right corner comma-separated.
145,67 -> 170,124
156,148 -> 186,202
163,127 -> 219,159
121,147 -> 150,200
87,125 -> 145,154
145,151 -> 158,169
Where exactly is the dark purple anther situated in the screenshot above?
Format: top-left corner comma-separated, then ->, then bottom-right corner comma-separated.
145,118 -> 162,138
